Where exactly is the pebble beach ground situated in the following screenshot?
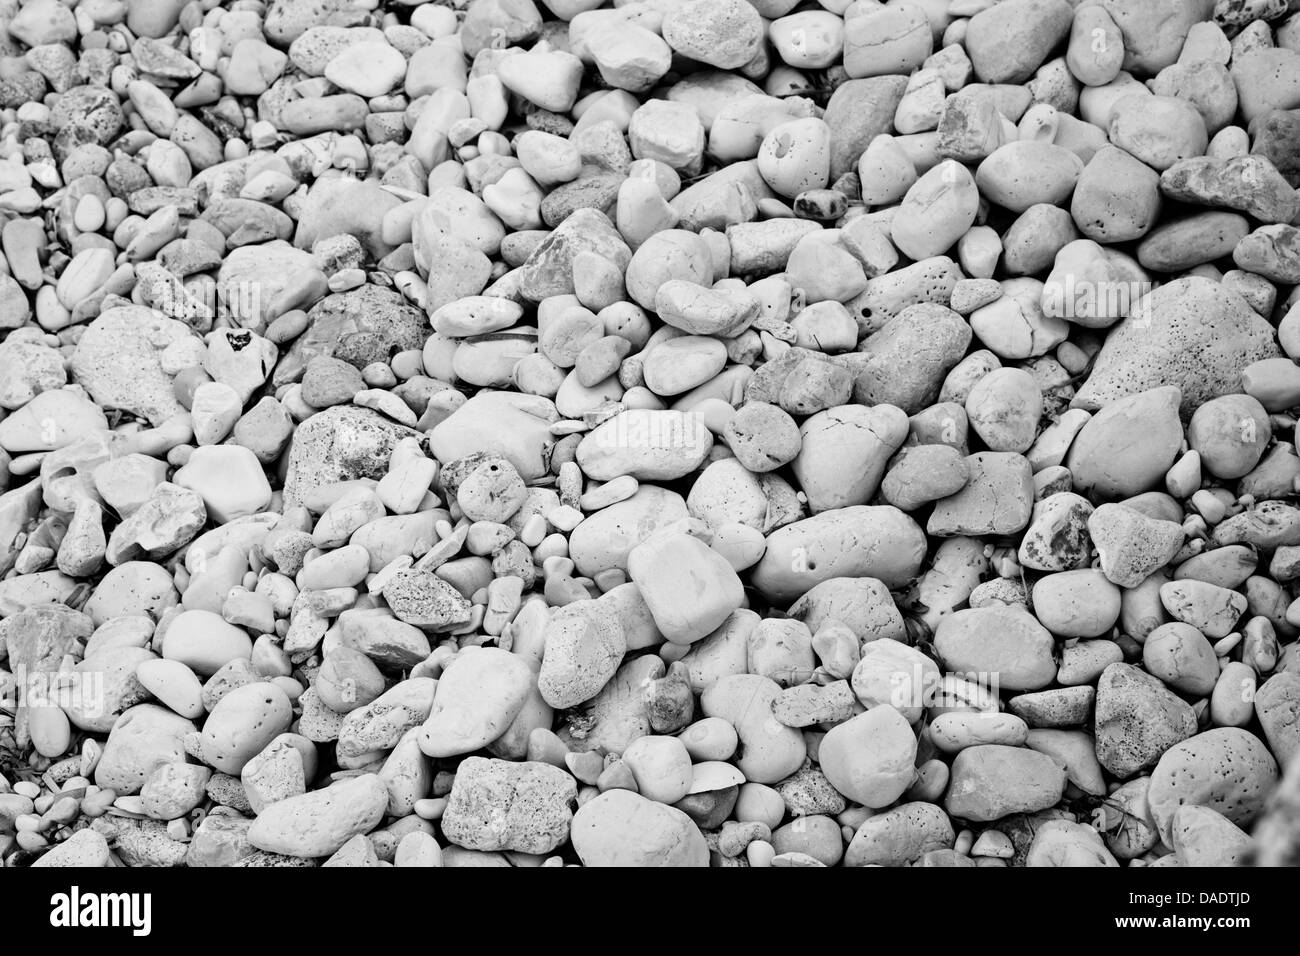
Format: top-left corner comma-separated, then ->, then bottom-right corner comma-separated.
2,0 -> 1300,870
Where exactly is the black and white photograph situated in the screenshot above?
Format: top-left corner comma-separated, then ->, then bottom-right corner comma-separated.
0,0 -> 1296,928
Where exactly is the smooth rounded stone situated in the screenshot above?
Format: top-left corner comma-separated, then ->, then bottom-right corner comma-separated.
293,178 -> 403,261
456,460 -> 527,523
419,648 -> 533,757
629,532 -> 743,645
890,161 -> 979,260
1206,660 -> 1258,728
1138,210 -> 1249,272
536,600 -> 626,706
1147,728 -> 1279,842
1159,581 -> 1246,641
323,41 -> 406,97
622,736 -> 693,804
136,659 -> 205,721
965,0 -> 1073,84
975,142 -> 1085,213
787,578 -> 906,647
575,409 -> 713,481
881,445 -> 970,512
161,609 -> 254,677
1242,358 -> 1300,413
568,486 -> 688,577
1032,569 -> 1121,638
94,704 -> 196,796
199,682 -> 294,776
792,404 -> 908,514
1066,386 -> 1183,499
0,389 -> 106,454
930,713 -> 1030,753
626,99 -> 705,176
843,801 -> 954,867
844,639 -> 936,725
1170,804 -> 1253,867
770,11 -> 845,69
1008,686 -> 1096,728
757,118 -> 832,197
661,0 -> 764,70
69,306 -> 192,427
1139,622 -> 1218,700
750,505 -> 927,602
1025,820 -> 1118,867
625,230 -> 715,311
1255,673 -> 1300,767
785,235 -> 869,305
944,745 -> 1068,822
969,279 -> 1069,361
248,774 -> 388,859
1000,205 -> 1080,278
82,562 -> 177,625
1073,277 -> 1280,418
31,828 -> 112,868
823,301 -> 931,391
173,445 -> 272,524
770,814 -> 843,866
1187,393 -> 1270,480
1108,94 -> 1209,172
1067,4 -> 1124,86
1087,503 -> 1184,588
724,402 -> 801,473
514,131 -> 581,188
582,21 -> 672,94
1070,145 -> 1163,243
825,77 -> 908,181
933,605 -> 1058,692
964,368 -> 1042,454
641,337 -> 727,397
301,357 -> 364,409
818,705 -> 917,808
497,49 -> 584,113
928,452 -> 1035,537
842,4 -> 932,80
441,757 -> 577,854
570,789 -> 707,867
1231,48 -> 1300,124
701,673 -> 806,784
1023,728 -> 1104,796
430,392 -> 557,483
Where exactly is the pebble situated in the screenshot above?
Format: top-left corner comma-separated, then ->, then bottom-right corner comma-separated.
249,773 -> 389,859
1147,728 -> 1278,842
0,0 -> 1298,876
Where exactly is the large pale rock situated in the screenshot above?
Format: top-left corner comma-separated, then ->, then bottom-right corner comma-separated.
419,648 -> 534,757
248,773 -> 389,858
750,506 -> 927,602
441,757 -> 577,854
70,307 -> 193,426
1073,277 -> 1280,418
570,789 -> 708,867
